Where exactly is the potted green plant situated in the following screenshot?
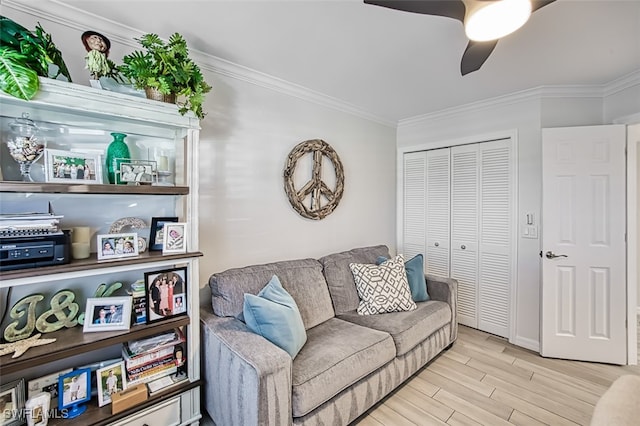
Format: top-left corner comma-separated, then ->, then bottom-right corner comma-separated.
118,33 -> 211,119
0,16 -> 72,100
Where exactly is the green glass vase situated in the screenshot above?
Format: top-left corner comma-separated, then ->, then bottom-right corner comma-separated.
106,132 -> 131,184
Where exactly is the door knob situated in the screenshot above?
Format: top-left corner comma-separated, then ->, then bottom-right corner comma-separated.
461,245 -> 466,250
434,242 -> 439,247
545,251 -> 568,259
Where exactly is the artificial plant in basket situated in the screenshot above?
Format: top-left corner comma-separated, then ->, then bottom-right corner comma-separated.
118,33 -> 212,119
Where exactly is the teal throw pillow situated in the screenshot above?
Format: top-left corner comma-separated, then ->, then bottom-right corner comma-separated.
243,275 -> 307,358
377,253 -> 430,302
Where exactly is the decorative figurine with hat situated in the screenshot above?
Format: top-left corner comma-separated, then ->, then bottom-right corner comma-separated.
82,30 -> 119,83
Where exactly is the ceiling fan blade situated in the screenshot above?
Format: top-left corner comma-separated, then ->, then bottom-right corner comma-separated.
531,0 -> 556,13
460,39 -> 498,75
363,0 -> 466,22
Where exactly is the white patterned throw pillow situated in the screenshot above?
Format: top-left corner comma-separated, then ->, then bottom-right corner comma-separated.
349,254 -> 417,315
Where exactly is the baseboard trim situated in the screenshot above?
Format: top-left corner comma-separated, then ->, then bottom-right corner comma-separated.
512,335 -> 540,353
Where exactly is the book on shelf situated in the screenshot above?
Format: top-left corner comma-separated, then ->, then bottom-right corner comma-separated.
126,353 -> 175,376
127,364 -> 177,386
128,279 -> 147,325
124,345 -> 175,370
122,328 -> 185,360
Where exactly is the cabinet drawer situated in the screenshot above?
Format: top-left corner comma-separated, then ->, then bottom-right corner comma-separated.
109,397 -> 181,426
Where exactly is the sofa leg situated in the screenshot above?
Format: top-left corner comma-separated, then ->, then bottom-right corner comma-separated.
444,342 -> 454,351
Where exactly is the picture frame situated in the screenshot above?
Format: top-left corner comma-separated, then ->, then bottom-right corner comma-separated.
0,379 -> 25,426
44,148 -> 102,184
118,160 -> 157,185
82,296 -> 132,333
96,361 -> 127,407
27,368 -> 72,408
162,222 -> 187,254
144,267 -> 188,324
96,232 -> 139,260
57,369 -> 91,419
25,392 -> 50,426
148,217 -> 179,251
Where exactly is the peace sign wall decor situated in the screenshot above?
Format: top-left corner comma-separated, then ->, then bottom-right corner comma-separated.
284,139 -> 344,220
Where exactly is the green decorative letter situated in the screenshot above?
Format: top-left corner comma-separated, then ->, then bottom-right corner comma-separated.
3,294 -> 44,342
35,290 -> 79,333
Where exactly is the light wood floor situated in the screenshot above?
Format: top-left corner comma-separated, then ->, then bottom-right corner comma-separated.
354,325 -> 640,426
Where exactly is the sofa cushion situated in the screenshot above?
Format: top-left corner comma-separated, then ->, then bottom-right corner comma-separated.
291,317 -> 395,417
243,275 -> 307,358
350,254 -> 417,315
319,245 -> 391,315
377,253 -> 430,302
338,300 -> 452,356
210,258 -> 334,330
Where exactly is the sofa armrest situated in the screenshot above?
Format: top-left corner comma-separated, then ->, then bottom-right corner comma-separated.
426,275 -> 458,343
200,308 -> 293,426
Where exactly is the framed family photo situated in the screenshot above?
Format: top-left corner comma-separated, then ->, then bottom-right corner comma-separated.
96,233 -> 139,260
144,267 -> 188,324
148,217 -> 178,251
0,379 -> 25,426
162,222 -> 187,254
118,160 -> 157,185
96,361 -> 127,407
45,149 -> 102,184
83,296 -> 132,333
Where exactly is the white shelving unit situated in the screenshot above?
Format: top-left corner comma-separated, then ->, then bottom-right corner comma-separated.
0,79 -> 202,425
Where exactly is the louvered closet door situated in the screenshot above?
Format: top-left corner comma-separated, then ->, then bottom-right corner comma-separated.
478,140 -> 513,338
403,152 -> 427,260
425,149 -> 450,276
450,145 -> 479,328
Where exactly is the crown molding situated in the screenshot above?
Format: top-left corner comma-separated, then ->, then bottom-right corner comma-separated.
400,70 -> 640,128
2,0 -> 396,128
603,69 -> 640,98
399,85 -> 604,127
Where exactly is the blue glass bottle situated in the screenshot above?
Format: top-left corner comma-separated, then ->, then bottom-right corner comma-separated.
106,132 -> 130,184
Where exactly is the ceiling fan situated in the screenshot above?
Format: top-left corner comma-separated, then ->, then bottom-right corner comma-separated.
364,0 -> 556,75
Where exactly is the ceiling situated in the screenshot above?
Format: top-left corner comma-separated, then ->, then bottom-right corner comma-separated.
56,0 -> 640,123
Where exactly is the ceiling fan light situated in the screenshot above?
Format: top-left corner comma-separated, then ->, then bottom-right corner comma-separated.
464,0 -> 532,42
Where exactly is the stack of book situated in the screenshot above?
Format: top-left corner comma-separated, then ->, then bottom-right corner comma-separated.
122,329 -> 185,386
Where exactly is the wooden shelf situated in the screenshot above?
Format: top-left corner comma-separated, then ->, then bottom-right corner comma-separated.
47,379 -> 203,426
0,181 -> 189,195
0,316 -> 190,375
0,251 -> 203,281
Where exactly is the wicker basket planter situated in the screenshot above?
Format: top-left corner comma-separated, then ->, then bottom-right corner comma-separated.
144,87 -> 176,104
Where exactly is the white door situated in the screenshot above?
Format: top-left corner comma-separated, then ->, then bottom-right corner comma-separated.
541,125 -> 626,364
425,149 -> 450,277
478,140 -> 513,338
403,152 -> 427,261
450,144 -> 479,328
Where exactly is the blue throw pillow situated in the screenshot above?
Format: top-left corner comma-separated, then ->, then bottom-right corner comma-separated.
377,254 -> 430,302
243,275 -> 307,358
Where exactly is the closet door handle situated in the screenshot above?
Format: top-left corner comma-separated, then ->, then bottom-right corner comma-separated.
461,245 -> 466,250
434,242 -> 439,247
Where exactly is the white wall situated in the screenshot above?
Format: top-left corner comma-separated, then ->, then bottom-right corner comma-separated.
198,73 -> 397,290
1,5 -> 398,302
398,86 -> 640,350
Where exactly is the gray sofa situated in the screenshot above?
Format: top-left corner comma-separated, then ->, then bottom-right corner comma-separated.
200,245 -> 458,426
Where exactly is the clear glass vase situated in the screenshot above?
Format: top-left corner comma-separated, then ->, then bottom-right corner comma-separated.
6,113 -> 45,182
105,132 -> 131,184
